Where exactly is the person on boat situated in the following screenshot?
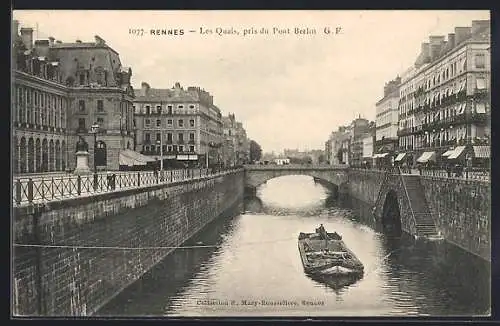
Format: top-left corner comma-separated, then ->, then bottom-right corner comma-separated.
318,224 -> 328,241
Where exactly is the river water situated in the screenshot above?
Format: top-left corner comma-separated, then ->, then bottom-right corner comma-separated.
97,175 -> 490,317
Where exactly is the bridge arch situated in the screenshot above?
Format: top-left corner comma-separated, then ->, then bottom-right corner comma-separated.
381,190 -> 402,237
244,165 -> 349,192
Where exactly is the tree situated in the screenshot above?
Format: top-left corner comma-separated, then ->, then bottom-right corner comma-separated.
249,140 -> 262,162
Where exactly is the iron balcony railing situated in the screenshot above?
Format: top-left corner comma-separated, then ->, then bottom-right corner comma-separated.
12,167 -> 243,207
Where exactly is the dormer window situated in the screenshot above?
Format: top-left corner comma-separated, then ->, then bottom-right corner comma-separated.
79,74 -> 85,85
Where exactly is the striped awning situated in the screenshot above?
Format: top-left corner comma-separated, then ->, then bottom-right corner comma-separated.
417,151 -> 436,163
119,149 -> 156,166
473,146 -> 490,159
442,149 -> 455,157
447,146 -> 466,160
394,153 -> 407,162
119,154 -> 141,167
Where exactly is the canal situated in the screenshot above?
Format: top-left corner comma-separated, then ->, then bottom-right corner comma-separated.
97,175 -> 490,317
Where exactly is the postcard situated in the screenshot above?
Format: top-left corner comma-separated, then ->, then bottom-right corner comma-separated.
11,9 -> 491,318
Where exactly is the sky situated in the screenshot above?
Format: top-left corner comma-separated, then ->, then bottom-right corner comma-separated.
13,10 -> 490,153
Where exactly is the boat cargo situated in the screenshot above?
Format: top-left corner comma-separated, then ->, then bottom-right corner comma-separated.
298,227 -> 364,276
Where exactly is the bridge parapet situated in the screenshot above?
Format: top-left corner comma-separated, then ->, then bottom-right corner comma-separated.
244,164 -> 348,171
243,164 -> 349,188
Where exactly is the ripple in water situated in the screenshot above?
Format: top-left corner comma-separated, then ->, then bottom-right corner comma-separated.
97,175 -> 490,317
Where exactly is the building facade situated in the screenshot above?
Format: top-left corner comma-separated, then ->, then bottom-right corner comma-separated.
221,113 -> 249,167
133,82 -> 223,168
12,20 -> 135,174
397,20 -> 491,166
375,76 -> 400,155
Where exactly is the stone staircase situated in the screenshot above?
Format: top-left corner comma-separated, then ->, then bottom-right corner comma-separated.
400,175 -> 441,239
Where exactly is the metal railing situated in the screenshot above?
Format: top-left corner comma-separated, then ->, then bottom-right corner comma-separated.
12,167 -> 242,207
350,165 -> 490,182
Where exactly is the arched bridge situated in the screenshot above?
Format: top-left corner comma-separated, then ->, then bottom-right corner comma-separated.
243,164 -> 349,190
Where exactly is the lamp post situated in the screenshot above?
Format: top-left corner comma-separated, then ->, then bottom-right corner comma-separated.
90,122 -> 100,172
156,135 -> 163,171
90,122 -> 99,190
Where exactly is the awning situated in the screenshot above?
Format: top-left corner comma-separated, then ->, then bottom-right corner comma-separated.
378,153 -> 389,158
119,154 -> 141,167
442,149 -> 455,157
476,103 -> 486,114
473,146 -> 490,159
394,153 -> 407,162
476,78 -> 486,90
447,146 -> 466,160
417,151 -> 436,163
119,149 -> 156,166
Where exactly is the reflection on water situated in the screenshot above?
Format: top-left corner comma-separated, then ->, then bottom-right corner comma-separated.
98,175 -> 490,317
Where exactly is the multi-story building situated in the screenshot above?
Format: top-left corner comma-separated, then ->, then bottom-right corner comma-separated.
325,126 -> 348,165
12,20 -> 135,173
397,20 -> 490,166
221,113 -> 250,167
347,117 -> 370,167
133,82 -> 223,168
375,76 -> 400,155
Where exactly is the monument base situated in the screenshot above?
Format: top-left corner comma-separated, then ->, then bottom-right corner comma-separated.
73,151 -> 92,175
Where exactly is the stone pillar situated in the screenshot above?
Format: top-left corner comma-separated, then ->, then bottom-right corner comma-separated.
73,151 -> 91,175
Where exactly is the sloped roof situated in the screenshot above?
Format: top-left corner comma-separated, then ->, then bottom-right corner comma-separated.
133,87 -> 199,102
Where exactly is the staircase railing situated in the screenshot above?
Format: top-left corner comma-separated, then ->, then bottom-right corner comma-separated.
373,169 -> 391,217
398,166 -> 418,232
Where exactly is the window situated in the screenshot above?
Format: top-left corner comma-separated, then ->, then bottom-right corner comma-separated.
156,105 -> 162,114
133,119 -> 136,128
167,133 -> 173,142
145,106 -> 150,115
474,54 -> 485,69
97,100 -> 104,112
178,105 -> 184,109
79,100 -> 85,111
79,74 -> 85,85
178,119 -> 184,127
156,133 -> 161,142
167,105 -> 173,114
179,145 -> 184,152
189,133 -> 195,141
145,119 -> 151,127
78,118 -> 86,130
189,145 -> 195,152
156,119 -> 161,127
167,119 -> 173,126
189,104 -> 195,109
167,145 -> 172,152
189,119 -> 195,127
144,133 -> 151,142
178,133 -> 184,142
97,117 -> 104,125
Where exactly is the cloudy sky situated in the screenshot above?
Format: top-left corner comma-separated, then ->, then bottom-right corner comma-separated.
13,10 -> 489,153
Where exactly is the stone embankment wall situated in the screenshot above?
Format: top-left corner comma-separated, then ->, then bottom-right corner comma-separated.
346,169 -> 490,261
13,170 -> 244,316
419,176 -> 490,261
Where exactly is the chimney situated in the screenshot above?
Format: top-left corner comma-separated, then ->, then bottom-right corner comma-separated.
454,27 -> 472,46
429,35 -> 445,61
140,82 -> 150,97
34,39 -> 50,57
48,36 -> 55,46
447,33 -> 455,49
471,20 -> 490,36
94,35 -> 106,45
20,27 -> 34,50
12,20 -> 19,39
